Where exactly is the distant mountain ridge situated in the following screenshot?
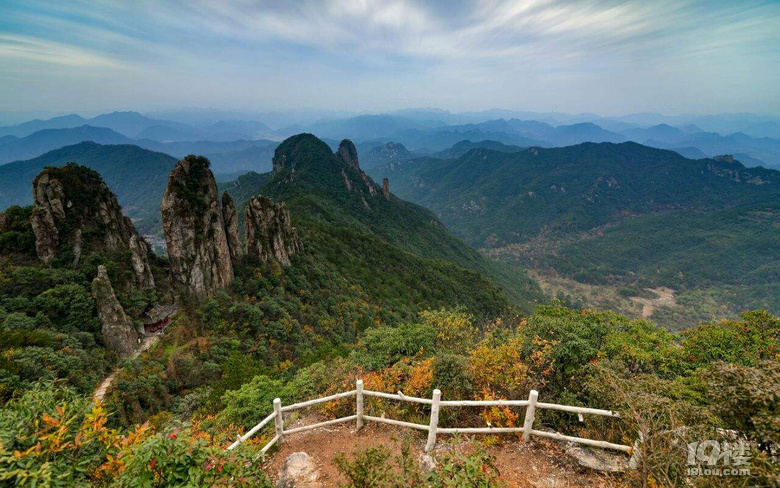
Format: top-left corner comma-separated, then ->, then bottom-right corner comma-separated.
0,142 -> 177,233
3,110 -> 778,170
0,111 -> 276,142
370,141 -> 780,325
0,126 -> 134,164
0,125 -> 279,173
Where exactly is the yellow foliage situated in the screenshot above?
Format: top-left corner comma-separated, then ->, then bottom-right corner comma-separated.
420,307 -> 476,351
469,335 -> 557,400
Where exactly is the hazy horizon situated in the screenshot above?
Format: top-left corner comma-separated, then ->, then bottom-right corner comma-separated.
2,0 -> 779,116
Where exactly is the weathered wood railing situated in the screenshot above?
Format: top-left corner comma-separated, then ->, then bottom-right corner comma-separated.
227,380 -> 630,453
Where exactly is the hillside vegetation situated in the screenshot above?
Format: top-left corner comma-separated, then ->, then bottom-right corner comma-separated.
370,142 -> 780,327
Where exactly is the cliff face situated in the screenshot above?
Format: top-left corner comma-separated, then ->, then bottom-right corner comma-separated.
335,139 -> 377,196
336,139 -> 360,170
161,155 -> 233,301
30,164 -> 155,290
244,195 -> 303,266
222,192 -> 242,266
92,265 -> 139,356
382,178 -> 390,200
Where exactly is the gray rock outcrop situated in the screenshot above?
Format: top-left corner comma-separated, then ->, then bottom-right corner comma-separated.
92,265 -> 139,356
244,195 -> 303,266
161,155 -> 234,301
335,139 -> 377,196
382,178 -> 390,200
564,445 -> 633,473
30,165 -> 155,290
336,139 -> 360,170
222,192 -> 242,265
276,452 -> 322,488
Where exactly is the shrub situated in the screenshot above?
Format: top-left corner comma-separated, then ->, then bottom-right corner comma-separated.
705,360 -> 780,450
351,323 -> 436,371
420,307 -> 476,352
433,353 -> 473,399
115,426 -> 272,488
335,442 -> 504,487
220,375 -> 286,427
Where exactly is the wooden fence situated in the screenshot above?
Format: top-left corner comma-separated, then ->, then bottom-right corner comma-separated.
227,380 -> 631,454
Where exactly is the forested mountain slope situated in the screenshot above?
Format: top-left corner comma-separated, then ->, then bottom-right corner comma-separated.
225,134 -> 542,309
371,142 -> 780,326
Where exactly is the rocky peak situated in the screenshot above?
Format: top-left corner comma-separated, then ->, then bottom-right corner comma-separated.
713,154 -> 736,164
336,139 -> 360,170
273,153 -> 287,173
30,164 -> 155,290
161,155 -> 233,301
382,178 -> 390,200
244,195 -> 303,266
91,265 -> 139,356
222,192 -> 242,266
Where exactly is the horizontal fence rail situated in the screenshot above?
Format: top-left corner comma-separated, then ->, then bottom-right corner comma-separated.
227,379 -> 632,454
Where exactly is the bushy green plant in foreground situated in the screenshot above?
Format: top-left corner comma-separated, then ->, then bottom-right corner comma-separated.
0,381 -> 271,487
335,441 -> 504,488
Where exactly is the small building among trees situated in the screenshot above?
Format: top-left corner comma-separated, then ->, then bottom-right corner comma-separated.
142,304 -> 178,334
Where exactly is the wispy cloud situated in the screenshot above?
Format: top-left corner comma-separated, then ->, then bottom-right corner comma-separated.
0,0 -> 778,114
0,34 -> 129,68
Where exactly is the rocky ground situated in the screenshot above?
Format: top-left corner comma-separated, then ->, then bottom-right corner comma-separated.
261,416 -> 626,487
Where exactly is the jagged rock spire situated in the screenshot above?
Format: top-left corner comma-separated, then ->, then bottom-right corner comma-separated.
30,164 -> 155,290
244,195 -> 303,266
161,155 -> 233,301
222,192 -> 242,266
92,265 -> 139,356
336,139 -> 360,170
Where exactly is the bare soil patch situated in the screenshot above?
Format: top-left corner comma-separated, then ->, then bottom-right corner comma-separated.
262,416 -> 621,487
630,287 -> 677,318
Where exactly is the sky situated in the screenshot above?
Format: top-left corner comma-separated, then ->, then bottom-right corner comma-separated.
1,0 -> 779,116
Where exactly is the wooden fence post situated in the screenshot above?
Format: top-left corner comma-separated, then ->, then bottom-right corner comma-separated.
356,379 -> 364,431
425,389 -> 441,452
273,398 -> 284,443
522,390 -> 538,443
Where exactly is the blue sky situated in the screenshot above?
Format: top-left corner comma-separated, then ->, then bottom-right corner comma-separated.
1,0 -> 778,115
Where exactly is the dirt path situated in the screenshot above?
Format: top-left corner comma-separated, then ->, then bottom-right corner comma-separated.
631,287 -> 676,318
262,418 -> 614,487
92,335 -> 160,403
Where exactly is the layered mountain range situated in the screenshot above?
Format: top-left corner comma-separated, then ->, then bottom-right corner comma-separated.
1,110 -> 778,172
369,142 -> 780,327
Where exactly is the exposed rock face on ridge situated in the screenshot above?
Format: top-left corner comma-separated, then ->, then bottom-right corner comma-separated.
92,265 -> 139,356
382,178 -> 390,200
222,192 -> 242,265
244,195 -> 302,266
30,164 -> 155,290
161,155 -> 233,301
336,139 -> 360,170
335,139 -> 377,196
